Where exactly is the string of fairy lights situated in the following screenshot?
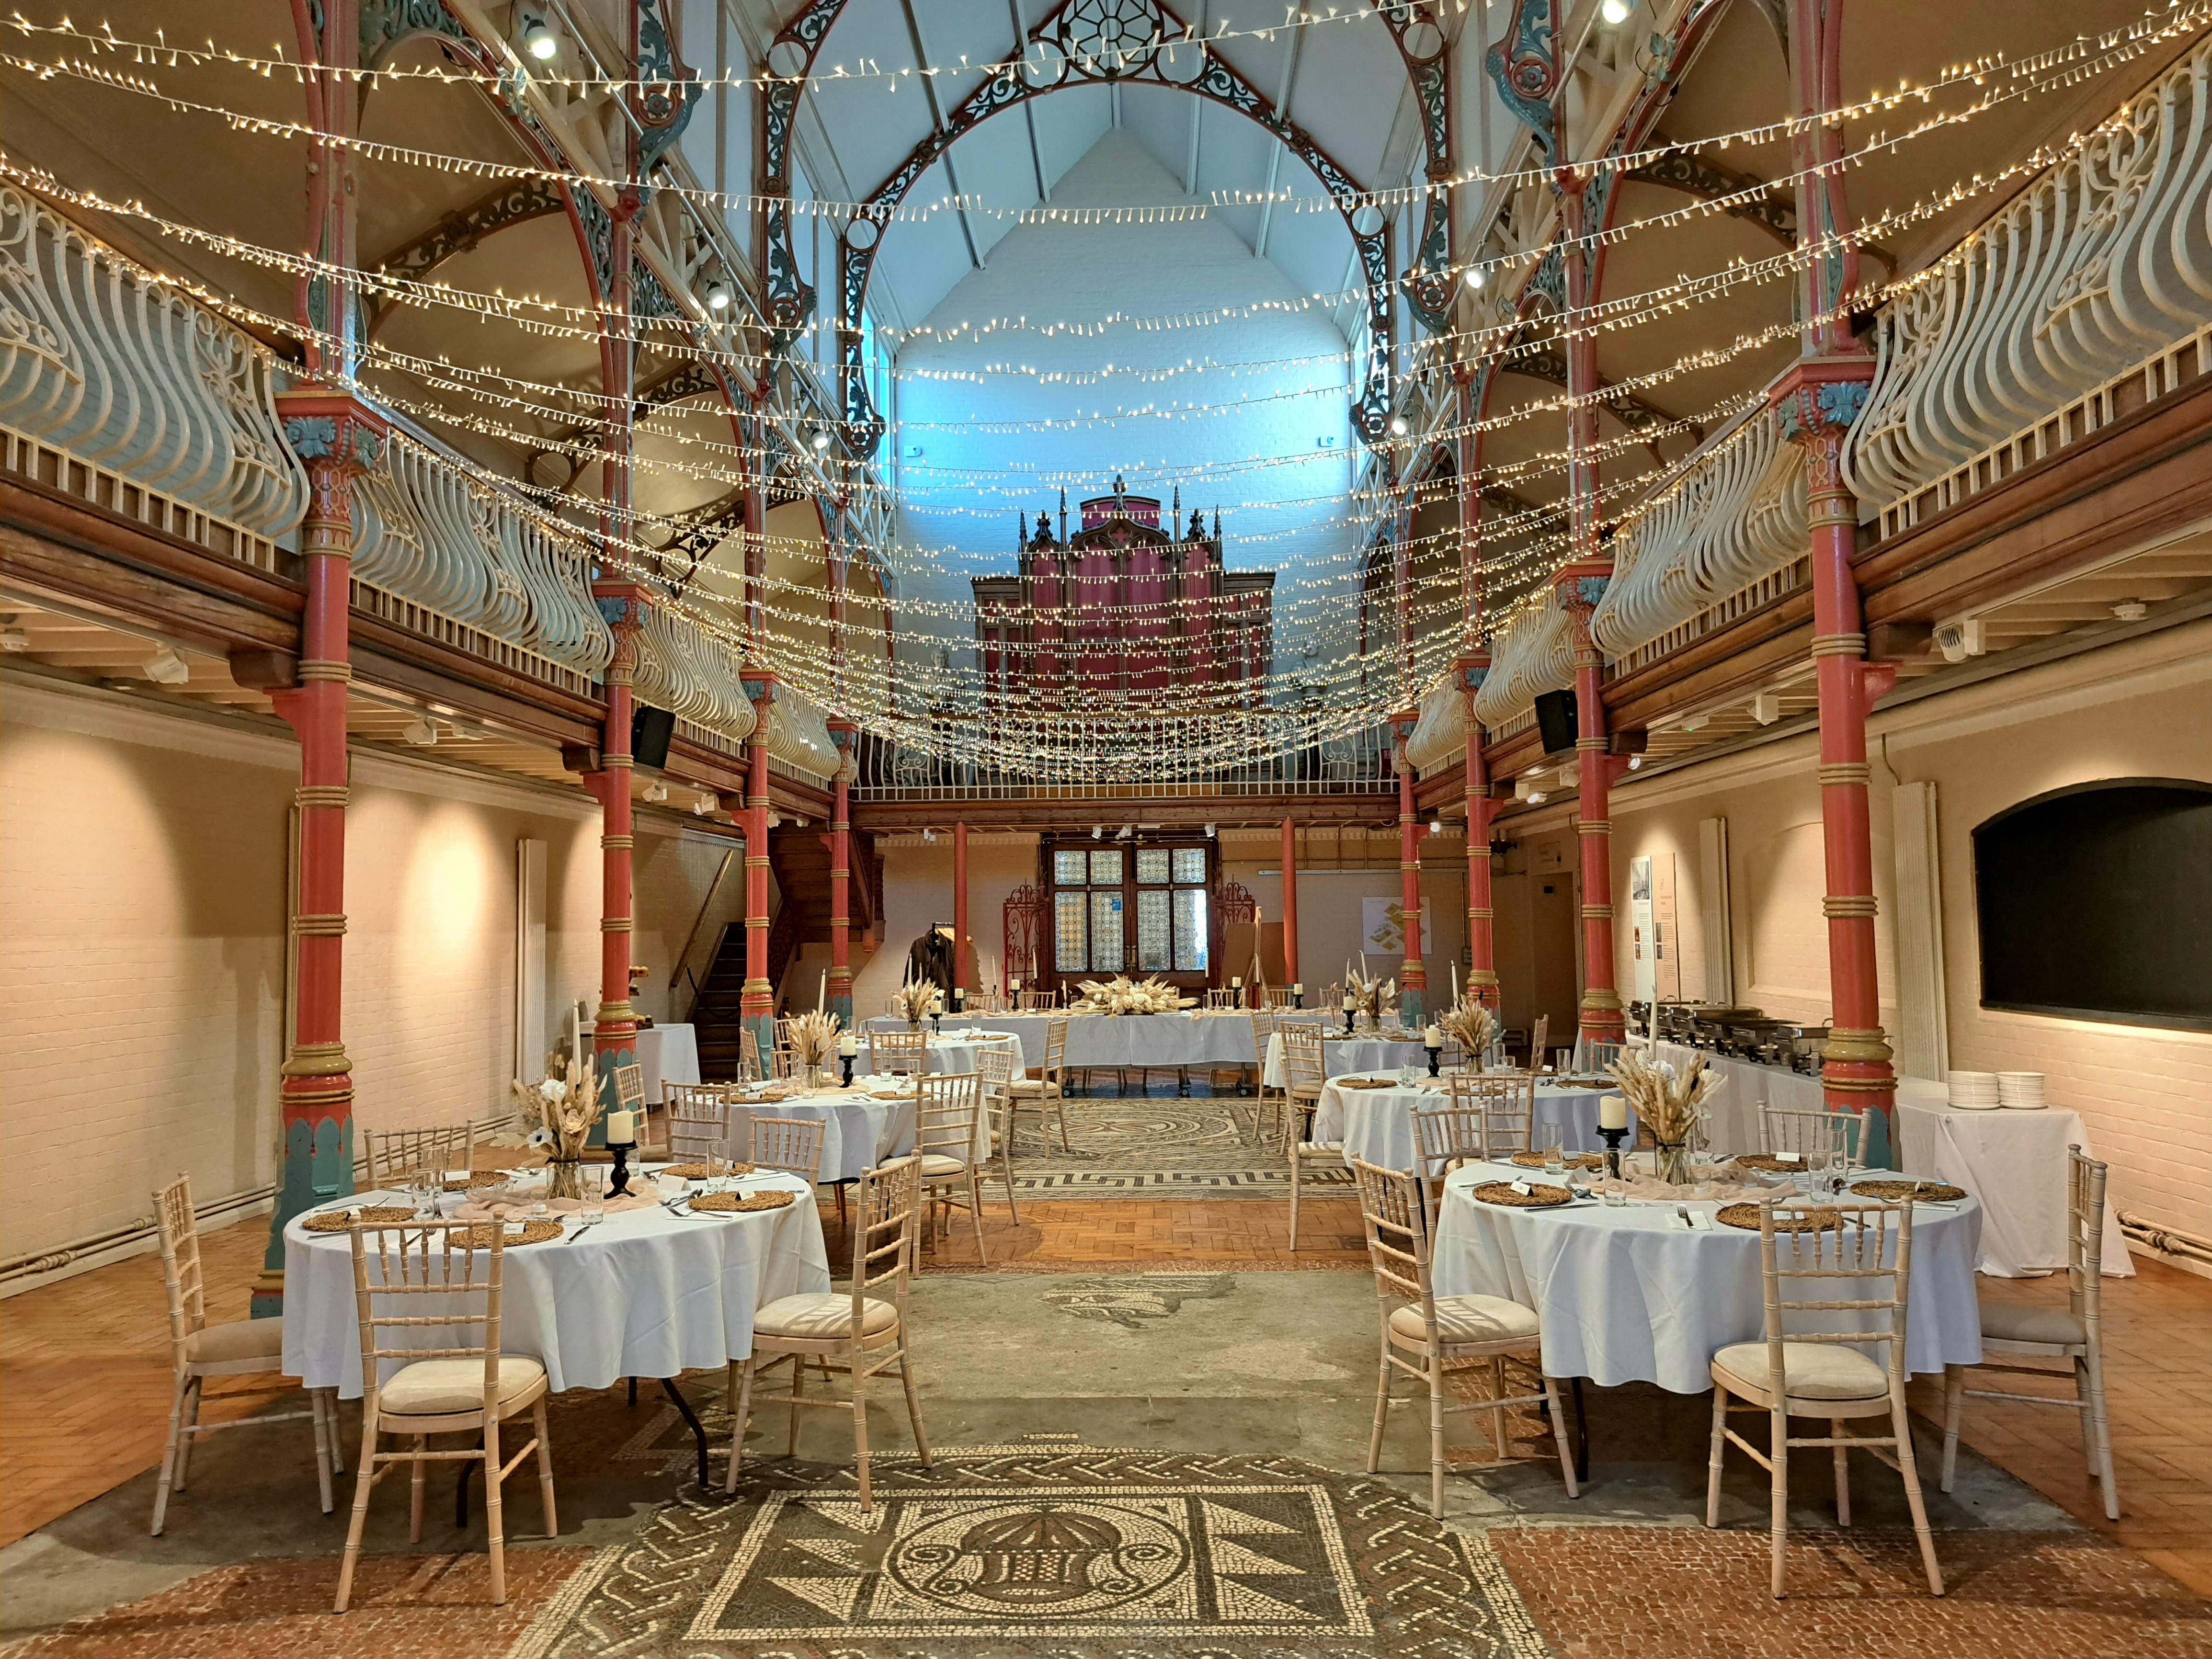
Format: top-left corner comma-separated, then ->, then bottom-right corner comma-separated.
0,0 -> 2198,773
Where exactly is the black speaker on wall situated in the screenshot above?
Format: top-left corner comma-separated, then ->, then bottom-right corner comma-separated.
631,705 -> 676,771
1534,688 -> 1579,756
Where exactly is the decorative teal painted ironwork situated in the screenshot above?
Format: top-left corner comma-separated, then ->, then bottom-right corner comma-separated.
1485,0 -> 1559,157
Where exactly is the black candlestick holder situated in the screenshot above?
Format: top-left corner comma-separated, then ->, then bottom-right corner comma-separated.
931,1012 -> 941,1034
840,1053 -> 855,1087
1293,990 -> 1304,1009
1597,1125 -> 1629,1181
606,1141 -> 638,1198
1425,1043 -> 1442,1078
1343,1008 -> 1356,1035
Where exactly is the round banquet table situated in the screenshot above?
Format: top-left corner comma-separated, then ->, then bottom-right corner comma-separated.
917,1029 -> 1028,1082
280,1170 -> 832,1404
715,1074 -> 992,1179
1429,1161 -> 1985,1393
1311,1075 -> 1622,1169
1261,1030 -> 1444,1088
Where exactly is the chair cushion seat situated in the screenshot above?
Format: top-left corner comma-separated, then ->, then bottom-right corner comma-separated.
1006,1079 -> 1061,1098
1713,1340 -> 1890,1401
1390,1295 -> 1540,1346
379,1355 -> 546,1416
1979,1303 -> 2090,1347
919,1153 -> 969,1177
185,1317 -> 285,1367
753,1292 -> 900,1340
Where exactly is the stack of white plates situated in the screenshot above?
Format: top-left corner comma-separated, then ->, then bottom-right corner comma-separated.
1997,1071 -> 2049,1109
1946,1070 -> 2002,1110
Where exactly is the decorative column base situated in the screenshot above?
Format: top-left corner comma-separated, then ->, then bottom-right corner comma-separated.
592,1000 -> 639,1147
827,966 -> 854,1027
1821,1025 -> 1898,1168
253,1062 -> 353,1317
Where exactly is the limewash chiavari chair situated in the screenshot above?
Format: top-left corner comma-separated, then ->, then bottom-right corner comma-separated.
738,1028 -> 764,1084
1526,1016 -> 1551,1073
334,1221 -> 556,1612
1205,989 -> 1242,1009
915,1070 -> 990,1261
661,1085 -> 735,1170
1351,1157 -> 1578,1517
1283,1026 -> 1342,1250
1450,1071 -> 1534,1160
148,1173 -> 338,1535
1004,1015 -> 1074,1150
868,1028 -> 929,1075
767,1046 -> 800,1080
976,1047 -> 1023,1223
1249,1010 -> 1288,1148
1941,1146 -> 2119,1519
1705,1196 -> 1942,1600
1410,1099 -> 1491,1231
724,1152 -> 930,1512
1759,1106 -> 1865,1170
365,1123 -> 475,1190
1016,988 -> 1058,1010
748,1115 -> 826,1185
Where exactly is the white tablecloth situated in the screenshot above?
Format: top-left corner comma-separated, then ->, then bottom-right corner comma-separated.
280,1172 -> 831,1399
1261,1029 -> 1454,1088
719,1075 -> 991,1178
1897,1100 -> 2132,1278
1312,1077 -> 1622,1170
865,1011 -> 1310,1072
1430,1161 -> 1985,1393
586,1023 -> 699,1105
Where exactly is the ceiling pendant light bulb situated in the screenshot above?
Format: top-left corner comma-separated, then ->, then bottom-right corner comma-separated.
705,281 -> 731,311
522,19 -> 559,59
1600,0 -> 1631,23
1389,413 -> 1410,437
810,424 -> 832,452
1465,265 -> 1486,289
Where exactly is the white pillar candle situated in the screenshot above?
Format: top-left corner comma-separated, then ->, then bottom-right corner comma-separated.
1342,993 -> 1357,1011
1424,1023 -> 1443,1047
1293,982 -> 1303,995
1599,1094 -> 1629,1130
605,1109 -> 635,1144
1231,976 -> 1243,989
839,1032 -> 858,1057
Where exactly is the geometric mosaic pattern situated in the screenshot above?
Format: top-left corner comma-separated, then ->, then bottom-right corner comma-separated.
1008,1098 -> 1355,1199
506,1439 -> 1548,1658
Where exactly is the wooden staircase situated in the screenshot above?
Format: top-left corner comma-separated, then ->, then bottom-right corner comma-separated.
687,826 -> 880,1077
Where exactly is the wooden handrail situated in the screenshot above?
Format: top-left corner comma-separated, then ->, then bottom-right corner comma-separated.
668,849 -> 738,991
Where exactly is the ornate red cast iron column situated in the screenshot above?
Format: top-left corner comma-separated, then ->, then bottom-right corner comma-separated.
953,821 -> 970,999
586,580 -> 647,1117
1775,361 -> 1895,1159
741,672 -> 778,1059
827,718 -> 856,1024
1278,818 -> 1300,991
1392,715 -> 1426,1023
1460,655 -> 1500,1009
255,394 -> 385,1316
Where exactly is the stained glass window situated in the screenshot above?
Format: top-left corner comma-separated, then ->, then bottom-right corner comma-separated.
1090,849 -> 1123,885
1090,890 -> 1125,972
1054,850 -> 1089,886
1054,891 -> 1087,972
1173,887 -> 1209,971
1137,889 -> 1172,970
1173,848 -> 1207,885
1137,849 -> 1171,886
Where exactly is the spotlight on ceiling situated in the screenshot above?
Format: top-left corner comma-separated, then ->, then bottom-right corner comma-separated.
1600,0 -> 1631,23
1628,754 -> 1643,771
144,645 -> 191,685
521,18 -> 559,59
1093,824 -> 1104,839
1527,790 -> 1547,805
642,781 -> 669,802
0,617 -> 29,653
1117,824 -> 1134,841
1204,822 -> 1216,838
1429,818 -> 1444,834
691,793 -> 718,817
704,280 -> 731,312
810,424 -> 832,452
923,827 -> 937,844
1464,265 -> 1486,290
1389,413 -> 1410,437
2111,599 -> 2149,621
401,716 -> 439,747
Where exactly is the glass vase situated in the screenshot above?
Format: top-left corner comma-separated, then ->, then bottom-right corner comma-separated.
546,1157 -> 583,1201
1654,1141 -> 1693,1186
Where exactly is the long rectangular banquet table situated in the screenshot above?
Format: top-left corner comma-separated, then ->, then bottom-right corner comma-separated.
864,1010 -> 1325,1074
1430,1160 -> 1985,1393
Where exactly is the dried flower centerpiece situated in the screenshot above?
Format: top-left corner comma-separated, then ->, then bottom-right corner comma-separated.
1605,1046 -> 1719,1185
891,977 -> 943,1031
508,1047 -> 599,1200
784,1008 -> 842,1090
1345,970 -> 1397,1030
1438,995 -> 1499,1067
1073,974 -> 1193,1015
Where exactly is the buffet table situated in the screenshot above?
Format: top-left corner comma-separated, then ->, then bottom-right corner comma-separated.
1311,1075 -> 1623,1169
1628,1036 -> 1828,1160
1896,1097 -> 2132,1277
1430,1160 -> 1985,1392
